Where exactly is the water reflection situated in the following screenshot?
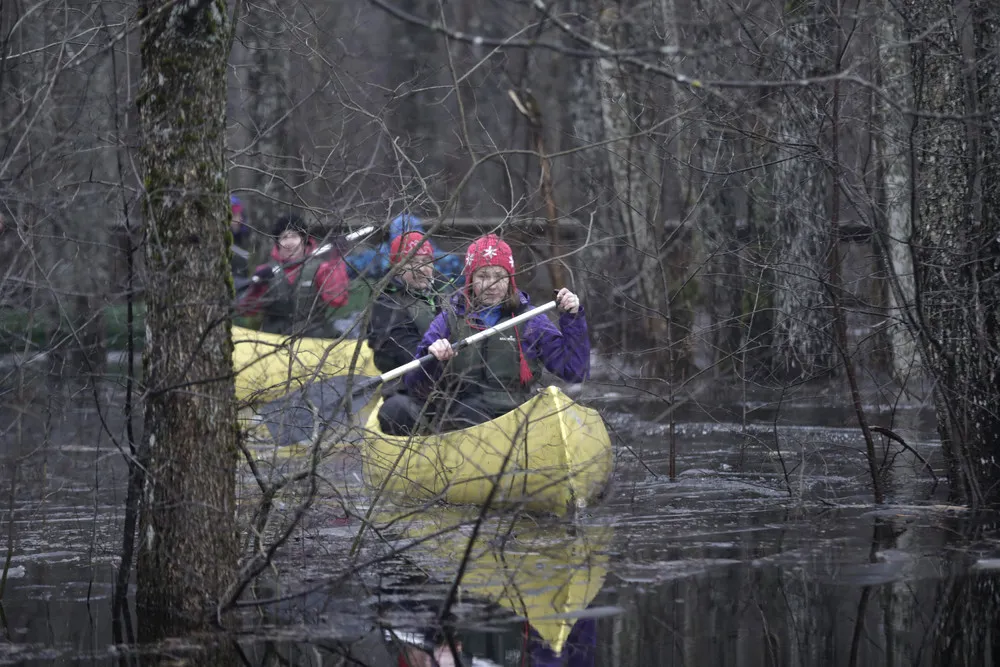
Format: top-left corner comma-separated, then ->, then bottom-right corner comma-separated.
7,379 -> 1000,666
369,507 -> 612,665
589,510 -> 1000,667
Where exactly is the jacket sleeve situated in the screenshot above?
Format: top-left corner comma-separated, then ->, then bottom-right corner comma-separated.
343,247 -> 377,279
366,296 -> 425,373
315,258 -> 349,308
236,262 -> 271,315
521,306 -> 590,382
402,312 -> 452,397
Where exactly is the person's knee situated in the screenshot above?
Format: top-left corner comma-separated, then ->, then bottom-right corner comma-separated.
377,394 -> 418,435
436,396 -> 493,432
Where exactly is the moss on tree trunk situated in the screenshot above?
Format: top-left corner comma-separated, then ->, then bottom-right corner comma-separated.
135,0 -> 238,632
904,0 -> 1000,506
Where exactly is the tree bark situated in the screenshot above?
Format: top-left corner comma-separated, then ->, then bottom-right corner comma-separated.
135,0 -> 238,632
903,0 -> 1000,505
595,7 -> 677,363
769,6 -> 835,381
876,4 -> 921,386
565,1 -> 611,324
508,89 -> 569,288
240,0 -> 298,224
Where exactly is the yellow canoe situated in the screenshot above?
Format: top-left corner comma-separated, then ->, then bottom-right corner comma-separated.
380,508 -> 611,656
232,325 -> 378,405
362,386 -> 614,516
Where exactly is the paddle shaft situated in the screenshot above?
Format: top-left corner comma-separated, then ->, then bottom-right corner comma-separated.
351,299 -> 560,397
236,224 -> 375,294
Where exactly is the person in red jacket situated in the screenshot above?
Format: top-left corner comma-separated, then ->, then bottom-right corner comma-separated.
238,214 -> 350,338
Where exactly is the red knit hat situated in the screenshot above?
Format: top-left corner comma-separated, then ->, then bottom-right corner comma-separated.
463,234 -> 516,283
463,234 -> 533,385
390,231 -> 434,265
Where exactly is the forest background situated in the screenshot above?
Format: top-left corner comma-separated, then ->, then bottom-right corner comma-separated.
2,0 -> 1000,635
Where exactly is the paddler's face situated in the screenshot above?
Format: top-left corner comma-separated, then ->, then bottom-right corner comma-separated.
276,231 -> 305,262
399,254 -> 434,290
472,266 -> 510,307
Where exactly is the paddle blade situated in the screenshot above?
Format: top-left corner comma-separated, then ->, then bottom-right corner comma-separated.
253,375 -> 381,447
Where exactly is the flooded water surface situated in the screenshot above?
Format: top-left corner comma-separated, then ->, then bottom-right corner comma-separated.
2,377 -> 999,666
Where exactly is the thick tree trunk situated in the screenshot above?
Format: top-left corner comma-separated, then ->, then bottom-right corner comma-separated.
877,2 -> 921,386
769,9 -> 834,380
386,0 -> 443,200
595,8 -> 677,363
241,0 -> 297,224
135,0 -> 238,632
903,0 -> 1000,505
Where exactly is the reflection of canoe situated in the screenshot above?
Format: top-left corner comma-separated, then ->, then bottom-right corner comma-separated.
362,386 -> 613,516
384,508 -> 612,656
232,325 -> 377,404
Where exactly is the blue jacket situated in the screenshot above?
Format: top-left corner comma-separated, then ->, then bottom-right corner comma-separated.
343,214 -> 463,285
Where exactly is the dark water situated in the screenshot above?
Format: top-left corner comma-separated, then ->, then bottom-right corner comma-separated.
2,375 -> 999,666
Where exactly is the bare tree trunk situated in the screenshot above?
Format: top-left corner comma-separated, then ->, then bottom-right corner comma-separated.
769,7 -> 834,381
386,0 -> 443,204
135,0 -> 238,632
903,0 -> 1000,505
596,8 -> 673,360
565,2 -> 610,317
239,0 -> 297,225
508,90 -> 568,288
876,2 -> 921,386
0,2 -> 117,379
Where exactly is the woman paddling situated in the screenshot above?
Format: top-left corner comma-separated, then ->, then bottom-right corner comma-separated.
238,214 -> 350,338
378,233 -> 588,435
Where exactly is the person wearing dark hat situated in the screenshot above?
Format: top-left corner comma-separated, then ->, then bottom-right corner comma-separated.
237,214 -> 350,338
382,234 -> 588,435
367,232 -> 443,435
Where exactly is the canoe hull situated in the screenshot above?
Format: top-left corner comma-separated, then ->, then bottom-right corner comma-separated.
361,386 -> 613,516
232,325 -> 378,404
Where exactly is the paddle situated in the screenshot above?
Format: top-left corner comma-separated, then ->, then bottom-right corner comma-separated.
236,224 -> 376,295
253,299 -> 560,447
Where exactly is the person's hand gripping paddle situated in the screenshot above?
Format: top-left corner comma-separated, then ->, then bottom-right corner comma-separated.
254,300 -> 560,447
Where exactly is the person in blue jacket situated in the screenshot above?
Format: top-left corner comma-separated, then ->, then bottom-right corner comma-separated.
344,213 -> 463,289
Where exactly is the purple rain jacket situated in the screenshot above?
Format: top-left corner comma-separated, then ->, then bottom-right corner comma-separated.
403,290 -> 591,398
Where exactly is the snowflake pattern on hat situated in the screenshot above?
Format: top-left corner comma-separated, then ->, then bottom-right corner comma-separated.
464,234 -> 516,281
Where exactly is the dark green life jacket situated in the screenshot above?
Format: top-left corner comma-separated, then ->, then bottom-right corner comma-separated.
260,257 -> 340,338
388,282 -> 437,334
375,282 -> 439,397
442,306 -> 543,415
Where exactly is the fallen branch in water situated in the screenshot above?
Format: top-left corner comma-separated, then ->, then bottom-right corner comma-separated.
871,425 -> 938,485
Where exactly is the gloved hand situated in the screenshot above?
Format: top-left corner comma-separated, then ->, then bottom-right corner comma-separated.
252,266 -> 275,283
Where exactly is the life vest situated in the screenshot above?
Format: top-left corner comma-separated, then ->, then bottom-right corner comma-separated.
442,305 -> 543,415
260,256 -> 339,338
375,283 -> 440,396
394,285 -> 437,335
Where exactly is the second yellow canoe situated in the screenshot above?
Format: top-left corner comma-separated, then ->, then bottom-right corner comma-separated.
232,325 -> 378,405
